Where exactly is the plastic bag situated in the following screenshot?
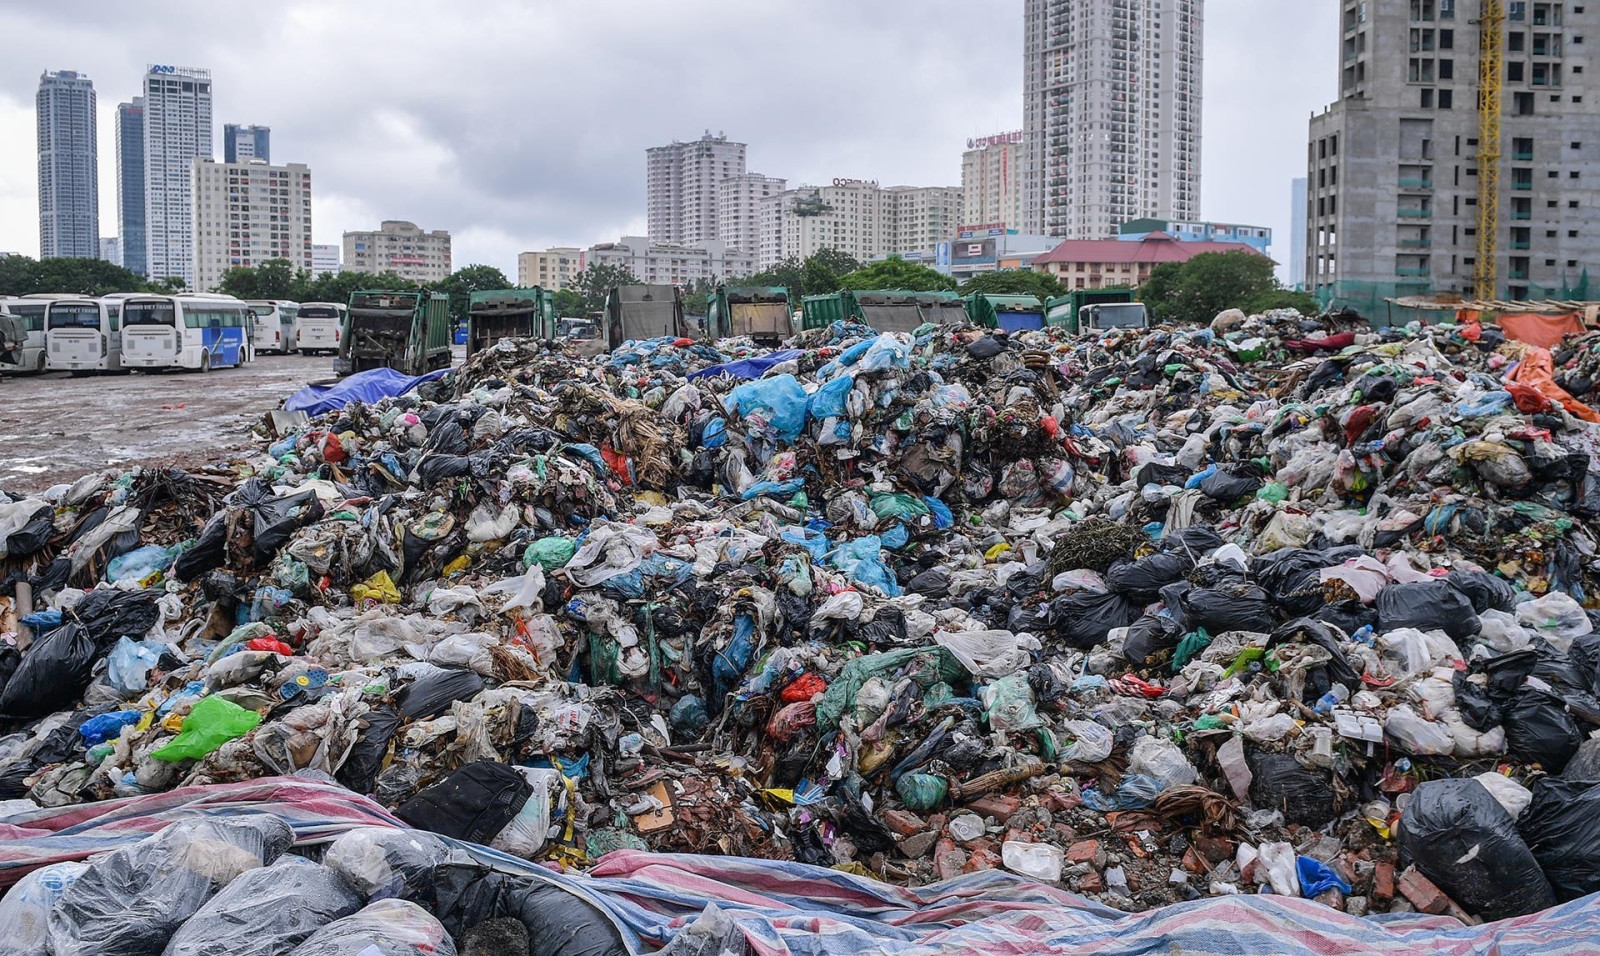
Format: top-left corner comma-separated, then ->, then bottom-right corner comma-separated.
523,536 -> 578,572
0,624 -> 98,719
933,629 -> 1033,679
830,536 -> 901,597
982,673 -> 1041,732
1518,777 -> 1600,901
47,815 -> 293,956
395,760 -> 534,844
489,767 -> 563,859
1121,614 -> 1186,670
1473,771 -> 1533,819
397,667 -> 485,720
1384,704 -> 1456,756
1398,778 -> 1554,920
1375,627 -> 1462,682
1377,581 -> 1481,641
0,861 -> 87,956
1051,591 -> 1140,649
1105,553 -> 1192,604
1249,753 -> 1339,826
324,827 -> 451,902
723,373 -> 808,442
1002,841 -> 1064,882
1255,842 -> 1299,896
1504,687 -> 1585,772
1179,584 -> 1274,634
895,772 -> 948,811
1516,591 -> 1593,652
106,637 -> 164,698
286,899 -> 458,956
152,695 -> 262,762
1448,568 -> 1517,614
1295,856 -> 1351,898
105,544 -> 180,584
1058,719 -> 1115,764
162,856 -> 364,956
1127,735 -> 1198,790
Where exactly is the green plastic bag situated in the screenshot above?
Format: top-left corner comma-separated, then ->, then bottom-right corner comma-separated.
524,536 -> 577,571
869,492 -> 930,522
152,696 -> 262,762
896,772 -> 948,811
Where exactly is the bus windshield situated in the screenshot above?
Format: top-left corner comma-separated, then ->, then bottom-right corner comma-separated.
47,305 -> 103,329
298,306 -> 340,319
124,302 -> 177,326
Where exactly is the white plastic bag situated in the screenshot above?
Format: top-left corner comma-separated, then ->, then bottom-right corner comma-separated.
1256,841 -> 1300,896
1385,704 -> 1455,755
1376,628 -> 1461,682
933,629 -> 1037,679
489,767 -> 564,859
1127,736 -> 1198,790
1516,592 -> 1593,652
1472,771 -> 1533,819
1477,609 -> 1534,654
1059,719 -> 1115,764
0,861 -> 88,956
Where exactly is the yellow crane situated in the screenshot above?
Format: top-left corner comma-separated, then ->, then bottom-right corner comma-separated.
1475,0 -> 1505,301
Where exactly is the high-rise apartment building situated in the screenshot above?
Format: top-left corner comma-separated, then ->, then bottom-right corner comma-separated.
37,70 -> 99,259
1023,0 -> 1204,238
142,65 -> 214,287
582,237 -> 754,287
191,159 -> 312,293
116,98 -> 147,276
717,173 -> 787,258
343,221 -> 452,283
100,237 -> 121,266
312,244 -> 341,276
223,124 -> 270,164
517,247 -> 585,290
763,180 -> 964,266
1308,0 -> 1600,309
646,132 -> 747,244
1290,177 -> 1308,288
962,132 -> 1026,231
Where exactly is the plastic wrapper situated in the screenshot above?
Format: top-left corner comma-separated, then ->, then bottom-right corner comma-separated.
161,856 -> 364,956
0,861 -> 88,956
1399,778 -> 1554,921
47,814 -> 293,956
323,827 -> 452,902
1127,736 -> 1197,790
285,899 -> 457,956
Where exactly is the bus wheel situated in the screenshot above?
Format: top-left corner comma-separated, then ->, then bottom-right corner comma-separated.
199,353 -> 210,373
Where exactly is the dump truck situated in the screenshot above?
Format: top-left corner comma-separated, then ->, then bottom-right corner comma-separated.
800,290 -> 967,334
337,290 -> 453,376
1044,289 -> 1149,334
965,293 -> 1045,333
706,285 -> 794,345
603,285 -> 688,350
466,288 -> 554,359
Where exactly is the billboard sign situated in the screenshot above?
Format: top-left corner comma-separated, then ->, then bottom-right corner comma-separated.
966,131 -> 1023,149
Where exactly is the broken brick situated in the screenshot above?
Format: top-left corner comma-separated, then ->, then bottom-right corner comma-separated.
1078,870 -> 1104,893
882,809 -> 927,837
1398,867 -> 1451,916
963,847 -> 1002,873
965,793 -> 1021,823
1372,861 -> 1396,906
1066,839 -> 1106,869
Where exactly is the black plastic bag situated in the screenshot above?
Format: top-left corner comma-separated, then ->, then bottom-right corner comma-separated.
0,624 -> 98,718
396,667 -> 485,721
966,335 -> 1004,359
1050,591 -> 1140,650
1180,583 -> 1274,634
1454,670 -> 1501,730
1376,580 -> 1481,641
163,856 -> 363,956
1197,462 -> 1263,502
1314,599 -> 1377,634
415,454 -> 474,485
1248,752 -> 1340,826
423,418 -> 470,456
1160,524 -> 1223,558
47,815 -> 293,956
1106,552 -> 1193,605
395,760 -> 533,844
1121,614 -> 1186,670
69,588 -> 160,647
1567,632 -> 1600,698
249,488 -> 323,568
174,512 -> 228,582
1517,777 -> 1600,901
1266,618 -> 1361,700
1565,738 -> 1600,783
0,503 -> 54,558
336,704 -> 402,795
1447,568 -> 1517,614
1504,687 -> 1585,772
1134,461 -> 1191,488
906,567 -> 951,597
1398,778 -> 1555,921
428,863 -> 628,956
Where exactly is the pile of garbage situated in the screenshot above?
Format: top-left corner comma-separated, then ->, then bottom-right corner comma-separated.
5,307 -> 1600,940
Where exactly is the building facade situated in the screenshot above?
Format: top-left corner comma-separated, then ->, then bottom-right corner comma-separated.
142,65 -> 214,288
1308,0 -> 1600,310
646,132 -> 747,244
312,244 -> 341,276
583,236 -> 755,286
100,237 -> 121,266
116,99 -> 147,276
717,172 -> 786,258
37,70 -> 99,259
1290,177 -> 1308,288
962,132 -> 1026,232
342,221 -> 452,283
1032,232 -> 1261,289
1023,0 -> 1204,238
1117,217 -> 1273,255
191,159 -> 312,293
764,181 -> 965,266
223,124 -> 270,164
517,247 -> 584,290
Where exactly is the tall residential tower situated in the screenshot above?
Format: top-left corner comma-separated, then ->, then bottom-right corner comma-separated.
1023,0 -> 1204,238
116,98 -> 147,276
142,64 -> 213,287
646,132 -> 748,245
223,124 -> 270,164
36,70 -> 99,259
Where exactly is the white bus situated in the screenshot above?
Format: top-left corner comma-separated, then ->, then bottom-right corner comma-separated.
295,301 -> 345,354
121,293 -> 252,372
0,294 -> 76,374
45,297 -> 125,373
247,299 -> 300,354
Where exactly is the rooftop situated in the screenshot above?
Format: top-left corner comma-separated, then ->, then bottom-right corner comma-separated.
1033,233 -> 1266,266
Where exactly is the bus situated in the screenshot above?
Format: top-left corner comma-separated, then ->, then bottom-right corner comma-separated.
0,294 -> 74,374
246,300 -> 300,354
44,297 -> 124,374
296,302 -> 345,354
120,293 -> 252,372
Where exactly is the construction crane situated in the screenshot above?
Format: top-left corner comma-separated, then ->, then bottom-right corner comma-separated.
1475,0 -> 1505,301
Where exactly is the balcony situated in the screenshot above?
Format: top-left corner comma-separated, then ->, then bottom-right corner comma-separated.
1397,177 -> 1434,189
1513,181 -> 1533,190
1513,209 -> 1533,219
1513,149 -> 1534,160
1398,238 -> 1433,248
1511,240 -> 1532,249
1396,267 -> 1432,277
1510,269 -> 1530,279
1398,207 -> 1432,217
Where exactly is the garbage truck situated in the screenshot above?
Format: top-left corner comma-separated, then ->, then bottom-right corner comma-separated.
800,290 -> 967,334
706,285 -> 794,345
965,293 -> 1045,333
336,290 -> 453,376
1044,289 -> 1150,334
603,285 -> 688,350
466,288 -> 554,359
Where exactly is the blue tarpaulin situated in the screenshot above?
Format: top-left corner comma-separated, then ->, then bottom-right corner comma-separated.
688,350 -> 804,382
283,367 -> 449,417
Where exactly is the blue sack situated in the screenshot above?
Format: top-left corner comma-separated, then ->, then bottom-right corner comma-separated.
724,374 -> 809,442
830,536 -> 902,597
1297,855 -> 1353,897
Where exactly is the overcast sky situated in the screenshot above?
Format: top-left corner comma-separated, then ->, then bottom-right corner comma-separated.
0,0 -> 1338,279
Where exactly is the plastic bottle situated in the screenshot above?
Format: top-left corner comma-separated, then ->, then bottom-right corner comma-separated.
1313,684 -> 1350,716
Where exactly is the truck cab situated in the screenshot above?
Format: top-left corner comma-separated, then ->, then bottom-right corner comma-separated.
1045,290 -> 1149,334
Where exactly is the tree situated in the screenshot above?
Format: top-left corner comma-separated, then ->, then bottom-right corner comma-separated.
1137,251 -> 1277,323
432,264 -> 511,319
144,275 -> 186,295
741,256 -> 806,302
0,256 -> 148,297
961,269 -> 1065,300
217,258 -> 298,300
800,249 -> 861,296
571,263 -> 640,314
837,256 -> 959,293
680,277 -> 716,313
552,289 -> 585,316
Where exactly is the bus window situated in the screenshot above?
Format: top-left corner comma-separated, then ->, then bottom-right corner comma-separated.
48,304 -> 102,328
124,302 -> 176,326
108,306 -> 119,331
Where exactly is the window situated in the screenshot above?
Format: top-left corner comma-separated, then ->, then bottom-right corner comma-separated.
1422,88 -> 1435,107
1577,35 -> 1586,43
1571,229 -> 1580,238
1441,0 -> 1455,16
1572,200 -> 1581,209
1509,61 -> 1526,81
1440,89 -> 1454,108
1441,28 -> 1454,48
1440,58 -> 1454,79
1511,1 -> 1527,20
1510,32 -> 1526,51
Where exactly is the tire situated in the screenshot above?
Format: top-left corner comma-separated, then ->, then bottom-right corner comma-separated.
199,352 -> 210,373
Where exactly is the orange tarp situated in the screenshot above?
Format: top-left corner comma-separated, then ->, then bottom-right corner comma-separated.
1495,312 -> 1585,349
1504,345 -> 1600,423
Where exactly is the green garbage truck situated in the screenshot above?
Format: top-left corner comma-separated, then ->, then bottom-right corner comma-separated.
466,288 -> 555,358
603,285 -> 688,350
337,290 -> 453,376
965,293 -> 1045,333
706,286 -> 793,345
1044,289 -> 1150,334
800,290 -> 966,334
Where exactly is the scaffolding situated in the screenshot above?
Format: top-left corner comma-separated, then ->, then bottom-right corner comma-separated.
1474,0 -> 1505,301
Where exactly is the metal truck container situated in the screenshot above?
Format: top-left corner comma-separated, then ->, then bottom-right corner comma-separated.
801,290 -> 965,334
706,285 -> 793,345
466,288 -> 554,358
965,293 -> 1045,332
603,285 -> 687,350
337,290 -> 453,376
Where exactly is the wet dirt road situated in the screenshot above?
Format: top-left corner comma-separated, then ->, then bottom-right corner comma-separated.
0,353 -> 337,493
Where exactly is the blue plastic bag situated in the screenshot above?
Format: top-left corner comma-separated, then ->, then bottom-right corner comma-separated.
713,614 -> 758,696
701,417 -> 727,449
106,544 -> 184,584
808,374 -> 855,420
923,497 -> 954,530
879,523 -> 910,550
79,710 -> 140,746
742,478 -> 806,501
859,334 -> 911,372
1185,464 -> 1217,489
724,374 -> 809,442
107,636 -> 165,697
780,527 -> 830,563
830,536 -> 903,597
249,586 -> 295,622
1297,855 -> 1353,897
21,609 -> 63,631
1080,773 -> 1164,811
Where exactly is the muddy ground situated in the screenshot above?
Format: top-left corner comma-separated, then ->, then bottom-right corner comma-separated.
0,354 -> 338,494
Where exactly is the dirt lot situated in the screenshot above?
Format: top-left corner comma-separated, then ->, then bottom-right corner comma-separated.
0,353 -> 338,493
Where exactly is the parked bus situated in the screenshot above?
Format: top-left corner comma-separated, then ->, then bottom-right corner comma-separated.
44,297 -> 124,374
0,294 -> 73,374
296,302 -> 345,354
120,293 -> 252,372
246,300 -> 300,354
